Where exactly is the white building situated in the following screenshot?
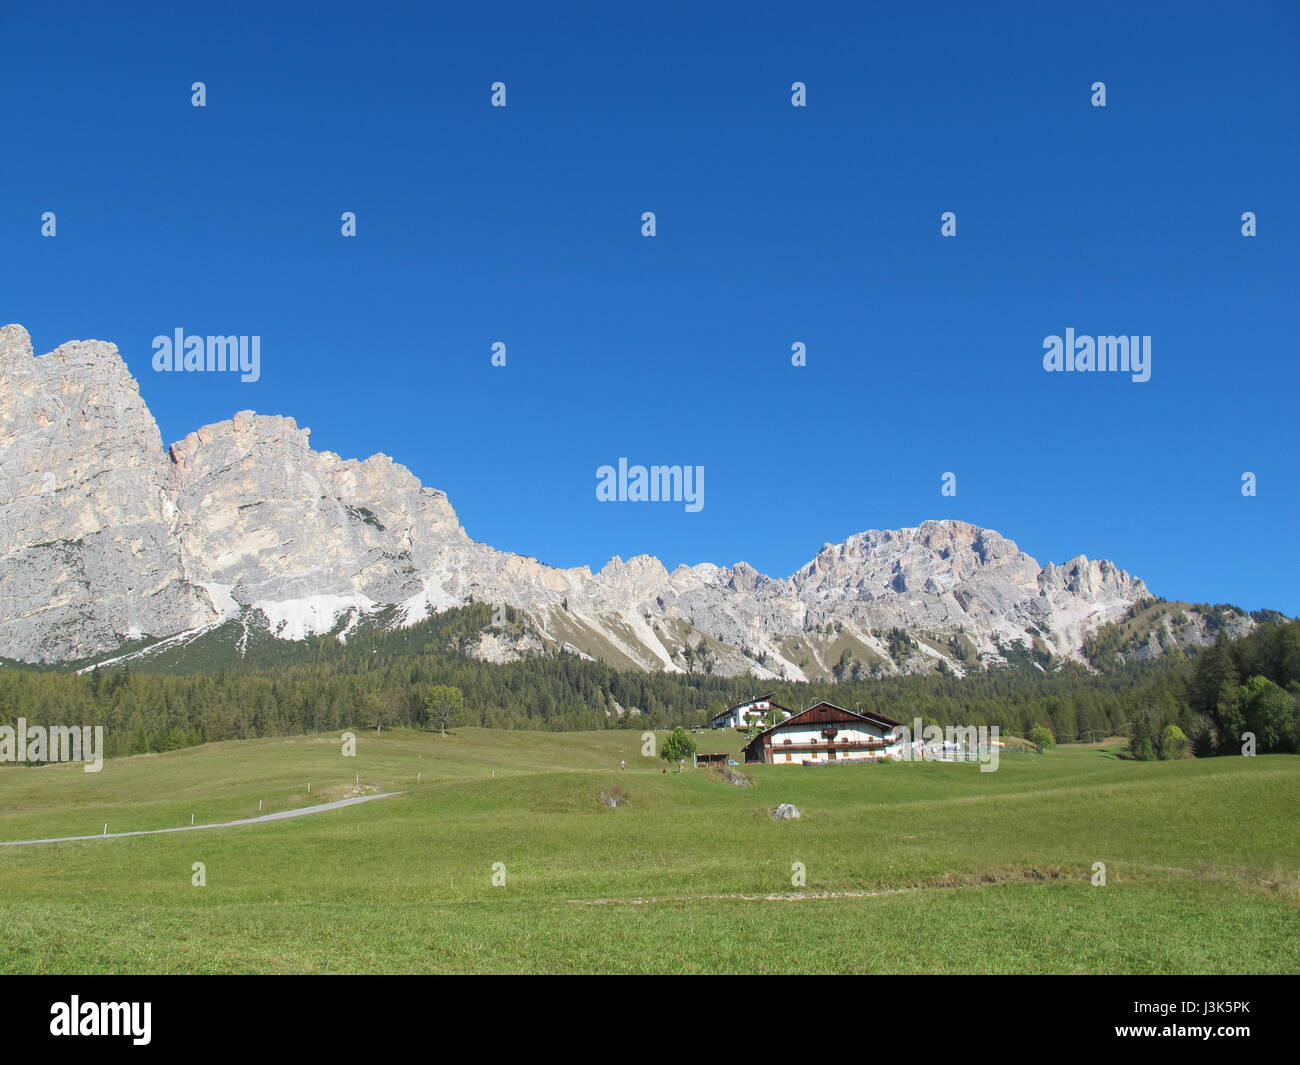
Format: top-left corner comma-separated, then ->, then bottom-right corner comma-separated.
742,702 -> 902,765
711,694 -> 793,730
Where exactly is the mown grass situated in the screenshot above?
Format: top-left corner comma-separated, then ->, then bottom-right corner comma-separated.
1,729 -> 1296,973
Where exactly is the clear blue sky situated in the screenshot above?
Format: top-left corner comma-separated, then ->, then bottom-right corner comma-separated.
3,1 -> 1296,613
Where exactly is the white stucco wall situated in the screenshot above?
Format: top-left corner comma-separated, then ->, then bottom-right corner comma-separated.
714,699 -> 788,729
765,717 -> 897,764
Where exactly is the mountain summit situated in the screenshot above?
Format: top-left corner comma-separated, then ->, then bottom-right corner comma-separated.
0,327 -> 1248,677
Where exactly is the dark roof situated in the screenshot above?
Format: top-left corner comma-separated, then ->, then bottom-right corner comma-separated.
808,701 -> 902,728
717,693 -> 774,714
745,701 -> 902,744
712,693 -> 794,720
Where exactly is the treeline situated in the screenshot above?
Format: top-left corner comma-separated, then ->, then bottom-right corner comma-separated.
0,604 -> 1296,761
1164,619 -> 1300,756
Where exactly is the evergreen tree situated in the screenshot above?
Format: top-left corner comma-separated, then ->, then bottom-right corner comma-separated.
1130,714 -> 1156,761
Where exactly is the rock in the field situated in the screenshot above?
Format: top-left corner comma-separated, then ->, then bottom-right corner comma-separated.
598,787 -> 629,808
771,803 -> 801,820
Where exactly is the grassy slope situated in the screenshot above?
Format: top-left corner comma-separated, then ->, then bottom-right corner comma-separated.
1,729 -> 1297,974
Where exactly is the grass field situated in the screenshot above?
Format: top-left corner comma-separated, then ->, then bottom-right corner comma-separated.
1,728 -> 1297,974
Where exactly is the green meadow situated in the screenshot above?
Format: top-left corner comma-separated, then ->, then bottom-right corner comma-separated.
1,728 -> 1297,974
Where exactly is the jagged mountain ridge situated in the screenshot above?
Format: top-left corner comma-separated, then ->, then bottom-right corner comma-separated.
0,325 -> 1252,678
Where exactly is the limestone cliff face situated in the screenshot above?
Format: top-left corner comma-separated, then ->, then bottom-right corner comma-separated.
167,411 -> 470,632
0,326 -> 212,661
0,326 -> 1226,677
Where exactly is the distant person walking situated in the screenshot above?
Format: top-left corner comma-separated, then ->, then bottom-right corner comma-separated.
619,759 -> 626,771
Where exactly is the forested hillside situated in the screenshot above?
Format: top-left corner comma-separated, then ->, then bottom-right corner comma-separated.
1,604 -> 1297,762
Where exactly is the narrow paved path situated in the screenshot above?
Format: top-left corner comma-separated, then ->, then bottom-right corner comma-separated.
0,791 -> 400,847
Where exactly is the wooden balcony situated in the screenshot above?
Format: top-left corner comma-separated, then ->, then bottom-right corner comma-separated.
774,738 -> 893,753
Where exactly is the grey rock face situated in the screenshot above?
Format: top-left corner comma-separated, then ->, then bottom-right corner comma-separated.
0,326 -> 213,661
167,411 -> 472,632
0,326 -> 1215,675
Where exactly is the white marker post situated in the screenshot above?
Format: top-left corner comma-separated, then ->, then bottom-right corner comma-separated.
191,814 -> 195,825
259,799 -> 263,812
355,773 -> 359,785
102,824 -> 107,836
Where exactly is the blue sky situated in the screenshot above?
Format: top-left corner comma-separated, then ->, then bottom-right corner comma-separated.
2,1 -> 1297,613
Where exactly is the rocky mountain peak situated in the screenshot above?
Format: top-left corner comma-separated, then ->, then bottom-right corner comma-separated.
0,323 -> 34,361
0,326 -> 1210,677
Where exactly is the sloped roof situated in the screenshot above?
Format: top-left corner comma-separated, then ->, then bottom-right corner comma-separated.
747,701 -> 902,743
720,693 -> 773,713
712,693 -> 793,720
